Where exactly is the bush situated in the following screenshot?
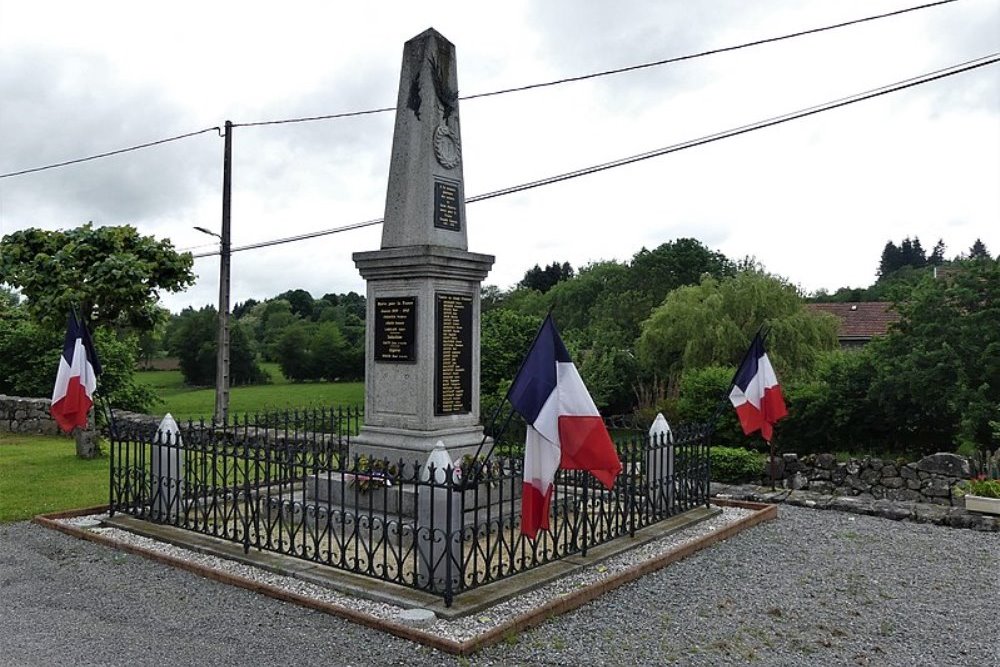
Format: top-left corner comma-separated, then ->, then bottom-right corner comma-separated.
0,311 -> 158,413
710,446 -> 765,483
675,366 -> 745,448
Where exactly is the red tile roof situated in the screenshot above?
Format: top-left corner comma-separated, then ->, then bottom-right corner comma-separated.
806,302 -> 901,340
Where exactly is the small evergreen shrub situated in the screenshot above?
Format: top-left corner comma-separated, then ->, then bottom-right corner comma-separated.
710,446 -> 765,483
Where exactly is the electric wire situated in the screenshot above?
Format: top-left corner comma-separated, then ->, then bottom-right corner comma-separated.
0,0 -> 959,175
0,127 -> 222,179
234,0 -> 958,128
191,52 -> 998,259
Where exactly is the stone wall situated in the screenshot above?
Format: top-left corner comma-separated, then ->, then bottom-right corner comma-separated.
0,395 -> 63,436
0,395 -> 160,437
764,452 -> 970,505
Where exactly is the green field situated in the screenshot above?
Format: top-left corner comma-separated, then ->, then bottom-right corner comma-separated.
0,434 -> 109,522
136,363 -> 364,422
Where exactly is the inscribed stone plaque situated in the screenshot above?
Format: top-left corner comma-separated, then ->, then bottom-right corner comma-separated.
435,293 -> 472,415
375,297 -> 417,362
433,179 -> 461,232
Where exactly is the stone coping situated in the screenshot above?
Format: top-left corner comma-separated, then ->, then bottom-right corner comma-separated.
712,483 -> 1000,532
32,500 -> 774,656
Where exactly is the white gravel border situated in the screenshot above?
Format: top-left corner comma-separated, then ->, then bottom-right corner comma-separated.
58,505 -> 753,643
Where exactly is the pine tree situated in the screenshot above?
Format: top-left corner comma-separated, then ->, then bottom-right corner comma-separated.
877,241 -> 901,279
969,238 -> 990,260
929,239 -> 946,266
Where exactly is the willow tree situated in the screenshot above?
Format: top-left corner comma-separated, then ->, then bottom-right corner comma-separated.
636,269 -> 838,388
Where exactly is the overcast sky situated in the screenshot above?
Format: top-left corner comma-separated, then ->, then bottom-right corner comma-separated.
1,0 -> 997,313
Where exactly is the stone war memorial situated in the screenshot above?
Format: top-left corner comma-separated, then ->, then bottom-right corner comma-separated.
101,28 -> 714,617
352,28 -> 495,466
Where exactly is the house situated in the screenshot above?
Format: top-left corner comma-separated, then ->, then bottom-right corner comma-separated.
805,302 -> 900,348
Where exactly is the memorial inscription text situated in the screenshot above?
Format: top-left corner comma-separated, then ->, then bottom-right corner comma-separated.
433,179 -> 461,231
374,297 -> 416,362
435,293 -> 472,415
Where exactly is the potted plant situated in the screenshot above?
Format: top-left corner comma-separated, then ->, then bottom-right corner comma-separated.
960,474 -> 1000,516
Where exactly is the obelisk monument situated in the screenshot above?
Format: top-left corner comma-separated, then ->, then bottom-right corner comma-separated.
352,28 -> 494,466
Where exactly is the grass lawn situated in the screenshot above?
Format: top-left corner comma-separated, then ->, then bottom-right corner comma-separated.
136,363 -> 364,422
0,433 -> 108,522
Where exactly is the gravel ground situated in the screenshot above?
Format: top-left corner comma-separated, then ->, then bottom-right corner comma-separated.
2,505 -> 997,666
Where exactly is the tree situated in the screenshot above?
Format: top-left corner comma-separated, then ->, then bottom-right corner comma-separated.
0,304 -> 158,415
168,306 -> 267,386
929,239 -> 946,266
275,289 -> 316,320
232,298 -> 259,319
868,258 -> 1000,451
0,223 -> 194,331
636,270 -> 838,389
969,238 -> 990,260
518,261 -> 574,293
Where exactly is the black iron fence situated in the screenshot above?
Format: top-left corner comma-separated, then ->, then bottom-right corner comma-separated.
108,407 -> 711,606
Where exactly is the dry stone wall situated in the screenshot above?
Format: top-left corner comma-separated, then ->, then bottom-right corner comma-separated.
764,452 -> 971,505
0,395 -> 62,435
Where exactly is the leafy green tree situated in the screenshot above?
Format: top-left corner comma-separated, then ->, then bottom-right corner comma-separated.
480,309 -> 540,398
168,306 -> 266,386
274,320 -> 359,382
275,289 -> 316,320
636,270 -> 838,389
232,298 -> 259,319
518,261 -> 574,293
0,223 -> 194,330
868,258 -> 1000,451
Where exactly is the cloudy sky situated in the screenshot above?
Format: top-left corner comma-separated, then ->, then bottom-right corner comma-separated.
1,0 -> 997,313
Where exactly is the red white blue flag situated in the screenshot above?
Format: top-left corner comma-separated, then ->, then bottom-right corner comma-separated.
728,333 -> 787,441
507,315 -> 622,539
51,312 -> 101,433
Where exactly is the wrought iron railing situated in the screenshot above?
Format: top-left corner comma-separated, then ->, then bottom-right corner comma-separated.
108,407 -> 711,606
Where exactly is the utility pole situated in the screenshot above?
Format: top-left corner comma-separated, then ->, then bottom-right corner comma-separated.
218,120 -> 232,425
195,119 -> 232,426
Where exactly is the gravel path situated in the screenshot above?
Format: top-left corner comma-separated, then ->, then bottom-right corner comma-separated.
2,505 -> 997,666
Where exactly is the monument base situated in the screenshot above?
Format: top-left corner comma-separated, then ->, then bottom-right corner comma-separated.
350,424 -> 493,468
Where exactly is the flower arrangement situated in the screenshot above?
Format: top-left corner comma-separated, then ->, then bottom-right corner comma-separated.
348,455 -> 398,492
453,454 -> 505,489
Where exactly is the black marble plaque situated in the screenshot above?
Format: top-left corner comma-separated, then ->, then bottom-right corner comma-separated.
433,179 -> 461,231
435,293 -> 472,415
374,297 -> 416,362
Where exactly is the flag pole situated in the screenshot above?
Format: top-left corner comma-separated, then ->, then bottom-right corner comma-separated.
470,311 -> 555,466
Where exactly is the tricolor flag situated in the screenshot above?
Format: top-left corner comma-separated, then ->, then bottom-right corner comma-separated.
728,332 -> 787,441
51,312 -> 101,433
507,315 -> 622,539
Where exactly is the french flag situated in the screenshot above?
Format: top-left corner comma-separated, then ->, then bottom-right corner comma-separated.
51,312 -> 101,433
728,333 -> 787,442
507,315 -> 622,539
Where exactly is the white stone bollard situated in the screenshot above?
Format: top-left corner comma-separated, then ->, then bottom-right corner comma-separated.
416,442 -> 462,595
647,412 -> 675,515
150,414 -> 184,521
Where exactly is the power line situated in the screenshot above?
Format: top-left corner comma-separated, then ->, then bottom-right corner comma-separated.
192,52 -> 998,259
1,0 -> 960,176
460,0 -> 961,103
233,0 -> 958,128
0,127 -> 222,179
